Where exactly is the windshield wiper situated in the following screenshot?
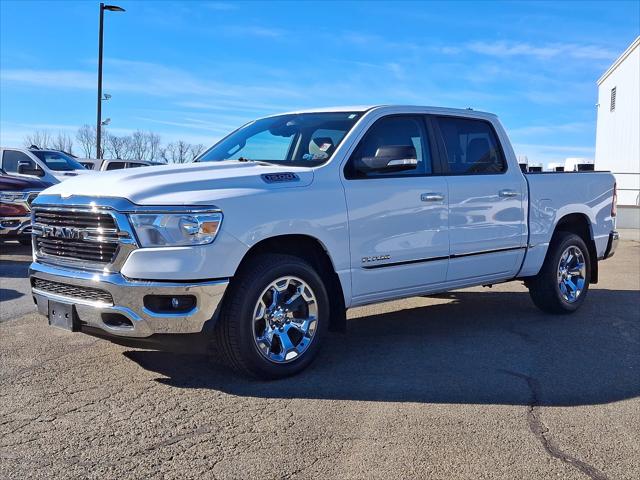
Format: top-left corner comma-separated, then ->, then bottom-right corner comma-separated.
237,157 -> 275,166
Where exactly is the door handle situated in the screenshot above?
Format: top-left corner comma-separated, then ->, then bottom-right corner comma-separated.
499,189 -> 519,198
421,193 -> 444,202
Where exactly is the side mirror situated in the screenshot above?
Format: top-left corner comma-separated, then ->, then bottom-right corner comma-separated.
18,161 -> 44,177
356,145 -> 418,173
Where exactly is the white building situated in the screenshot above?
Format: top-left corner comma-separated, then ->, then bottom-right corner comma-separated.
595,36 -> 640,229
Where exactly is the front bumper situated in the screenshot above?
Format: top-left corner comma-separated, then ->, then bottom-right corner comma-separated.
30,262 -> 229,338
0,215 -> 31,237
603,230 -> 619,260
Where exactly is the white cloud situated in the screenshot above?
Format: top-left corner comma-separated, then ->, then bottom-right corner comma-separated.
203,2 -> 238,11
465,41 -> 616,61
1,58 -> 307,102
508,121 -> 592,137
0,69 -> 95,90
223,25 -> 286,38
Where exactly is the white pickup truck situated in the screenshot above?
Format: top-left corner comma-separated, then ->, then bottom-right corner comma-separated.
29,106 -> 618,378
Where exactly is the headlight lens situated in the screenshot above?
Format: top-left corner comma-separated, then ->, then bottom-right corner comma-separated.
129,212 -> 222,247
0,191 -> 25,203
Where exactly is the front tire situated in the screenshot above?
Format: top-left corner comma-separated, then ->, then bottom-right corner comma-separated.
527,231 -> 591,314
211,253 -> 329,379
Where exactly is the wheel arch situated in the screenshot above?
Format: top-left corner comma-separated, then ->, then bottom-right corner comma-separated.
232,234 -> 347,332
552,212 -> 599,283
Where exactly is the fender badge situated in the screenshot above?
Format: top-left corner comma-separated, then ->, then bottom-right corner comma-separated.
362,255 -> 391,263
261,173 -> 300,183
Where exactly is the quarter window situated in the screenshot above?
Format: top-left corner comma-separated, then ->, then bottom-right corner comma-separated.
434,117 -> 506,174
345,116 -> 431,179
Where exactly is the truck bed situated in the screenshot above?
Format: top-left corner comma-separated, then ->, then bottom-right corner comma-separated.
519,171 -> 616,277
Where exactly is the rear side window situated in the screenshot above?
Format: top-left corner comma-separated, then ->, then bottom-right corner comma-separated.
345,116 -> 431,179
434,117 -> 506,174
105,161 -> 126,170
2,150 -> 36,173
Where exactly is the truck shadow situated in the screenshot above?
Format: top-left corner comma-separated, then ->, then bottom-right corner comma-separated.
0,288 -> 24,302
123,289 -> 640,407
0,243 -> 32,279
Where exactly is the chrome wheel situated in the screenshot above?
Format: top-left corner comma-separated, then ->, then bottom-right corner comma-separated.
252,276 -> 319,364
557,245 -> 586,303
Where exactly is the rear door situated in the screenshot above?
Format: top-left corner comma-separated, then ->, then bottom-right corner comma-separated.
342,115 -> 449,302
431,115 -> 527,282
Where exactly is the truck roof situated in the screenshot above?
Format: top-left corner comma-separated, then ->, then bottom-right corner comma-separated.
274,105 -> 498,119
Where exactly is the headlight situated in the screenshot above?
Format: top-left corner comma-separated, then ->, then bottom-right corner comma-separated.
129,211 -> 222,247
0,191 -> 25,203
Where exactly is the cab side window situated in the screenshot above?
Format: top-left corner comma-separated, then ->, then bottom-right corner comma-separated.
345,116 -> 431,179
105,161 -> 127,171
2,150 -> 36,174
434,117 -> 506,174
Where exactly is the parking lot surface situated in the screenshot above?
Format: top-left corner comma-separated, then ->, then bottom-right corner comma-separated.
1,238 -> 639,480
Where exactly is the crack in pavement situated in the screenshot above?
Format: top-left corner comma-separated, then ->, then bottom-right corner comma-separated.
503,370 -> 609,480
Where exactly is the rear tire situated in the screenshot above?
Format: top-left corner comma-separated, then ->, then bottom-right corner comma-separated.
210,253 -> 329,379
527,231 -> 591,314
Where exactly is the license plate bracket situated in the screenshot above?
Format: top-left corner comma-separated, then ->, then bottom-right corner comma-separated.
48,301 -> 77,331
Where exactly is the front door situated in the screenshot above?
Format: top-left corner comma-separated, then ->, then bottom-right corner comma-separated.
342,115 -> 449,303
431,115 -> 527,282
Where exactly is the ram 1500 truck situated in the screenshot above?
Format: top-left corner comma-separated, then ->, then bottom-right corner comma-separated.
29,106 -> 618,379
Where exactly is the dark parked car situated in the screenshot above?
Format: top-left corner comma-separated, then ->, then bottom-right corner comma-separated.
0,171 -> 52,245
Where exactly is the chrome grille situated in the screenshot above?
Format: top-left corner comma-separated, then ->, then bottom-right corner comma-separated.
33,210 -> 117,229
32,278 -> 113,305
36,238 -> 118,263
32,207 -> 120,266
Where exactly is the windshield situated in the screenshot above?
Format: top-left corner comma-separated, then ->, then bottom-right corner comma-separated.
198,112 -> 362,166
31,151 -> 86,172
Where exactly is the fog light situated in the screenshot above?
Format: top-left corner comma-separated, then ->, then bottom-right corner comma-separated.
144,295 -> 196,314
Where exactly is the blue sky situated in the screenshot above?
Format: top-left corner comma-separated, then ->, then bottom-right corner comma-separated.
1,0 -> 639,164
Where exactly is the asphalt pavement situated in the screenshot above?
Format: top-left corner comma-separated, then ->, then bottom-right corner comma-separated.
1,236 -> 638,479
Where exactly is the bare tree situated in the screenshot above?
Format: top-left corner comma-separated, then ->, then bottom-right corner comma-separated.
76,125 -> 95,158
148,132 -> 161,161
189,144 -> 205,161
51,132 -> 74,155
128,130 -> 145,161
160,141 -> 193,164
24,130 -> 53,149
105,133 -> 130,159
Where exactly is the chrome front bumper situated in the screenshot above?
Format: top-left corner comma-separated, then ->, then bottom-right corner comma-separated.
30,262 -> 229,338
0,216 -> 31,236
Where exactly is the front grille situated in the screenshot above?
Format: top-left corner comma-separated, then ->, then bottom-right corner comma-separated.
36,238 -> 118,263
33,208 -> 120,265
33,210 -> 117,229
32,278 -> 114,305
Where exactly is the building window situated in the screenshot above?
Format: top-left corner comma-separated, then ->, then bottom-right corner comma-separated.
610,87 -> 616,111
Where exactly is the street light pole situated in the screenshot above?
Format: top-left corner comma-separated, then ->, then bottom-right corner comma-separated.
96,3 -> 105,159
96,3 -> 125,159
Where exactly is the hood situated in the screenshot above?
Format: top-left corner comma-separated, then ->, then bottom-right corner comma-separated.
42,161 -> 315,205
52,169 -> 95,181
0,174 -> 54,191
